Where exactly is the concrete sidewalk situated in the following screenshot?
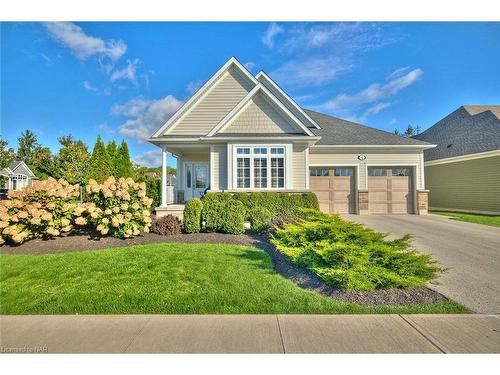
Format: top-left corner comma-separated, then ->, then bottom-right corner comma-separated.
1,314 -> 499,353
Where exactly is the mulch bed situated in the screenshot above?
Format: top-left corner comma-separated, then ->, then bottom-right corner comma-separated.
0,228 -> 448,307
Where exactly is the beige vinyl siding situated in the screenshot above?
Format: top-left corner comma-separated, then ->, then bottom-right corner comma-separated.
258,75 -> 316,129
210,144 -> 227,190
308,149 -> 423,190
292,143 -> 308,190
425,155 -> 500,214
166,67 -> 254,136
220,93 -> 303,134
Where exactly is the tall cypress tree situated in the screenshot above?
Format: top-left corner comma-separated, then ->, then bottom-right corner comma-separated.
88,136 -> 112,183
106,140 -> 119,177
117,140 -> 133,178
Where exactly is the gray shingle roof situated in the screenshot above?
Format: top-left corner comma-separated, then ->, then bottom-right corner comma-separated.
304,109 -> 432,146
413,106 -> 500,161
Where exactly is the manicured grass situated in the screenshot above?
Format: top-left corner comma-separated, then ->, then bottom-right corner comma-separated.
0,243 -> 468,314
431,210 -> 500,228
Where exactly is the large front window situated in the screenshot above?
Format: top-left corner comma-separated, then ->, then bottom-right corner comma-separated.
235,146 -> 286,189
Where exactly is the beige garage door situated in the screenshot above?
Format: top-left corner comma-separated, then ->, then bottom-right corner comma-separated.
368,167 -> 414,214
310,167 -> 356,214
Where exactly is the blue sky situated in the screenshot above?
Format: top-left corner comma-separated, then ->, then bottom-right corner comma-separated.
1,22 -> 499,167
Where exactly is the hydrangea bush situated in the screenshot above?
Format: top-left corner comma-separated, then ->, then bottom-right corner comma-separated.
77,176 -> 153,238
0,178 -> 80,244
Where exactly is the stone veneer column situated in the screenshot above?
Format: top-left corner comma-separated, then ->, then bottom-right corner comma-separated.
417,189 -> 429,215
358,190 -> 369,215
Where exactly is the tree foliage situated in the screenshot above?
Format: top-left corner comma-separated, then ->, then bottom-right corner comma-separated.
106,140 -> 119,177
0,139 -> 15,170
55,135 -> 90,185
116,140 -> 133,178
394,124 -> 421,137
88,136 -> 112,183
16,130 -> 56,179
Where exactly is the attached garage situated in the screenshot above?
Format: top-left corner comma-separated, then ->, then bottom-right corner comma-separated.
309,167 -> 356,214
367,167 -> 414,214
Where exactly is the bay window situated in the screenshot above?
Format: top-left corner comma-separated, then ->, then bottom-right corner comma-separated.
235,146 -> 286,189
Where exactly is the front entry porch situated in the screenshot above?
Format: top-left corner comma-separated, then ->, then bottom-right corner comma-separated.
156,143 -> 211,219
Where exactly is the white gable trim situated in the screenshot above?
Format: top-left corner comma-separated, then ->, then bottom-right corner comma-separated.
206,84 -> 315,137
3,161 -> 36,178
256,71 -> 321,129
151,57 -> 258,138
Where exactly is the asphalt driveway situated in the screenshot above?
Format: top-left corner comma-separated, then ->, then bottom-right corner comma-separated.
343,214 -> 500,314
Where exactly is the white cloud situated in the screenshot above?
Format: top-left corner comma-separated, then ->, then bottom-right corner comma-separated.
98,122 -> 115,134
82,80 -> 110,96
83,80 -> 98,92
112,95 -> 184,142
279,23 -> 388,54
262,23 -> 284,48
43,22 -> 126,62
185,80 -> 203,95
322,68 -> 424,111
389,118 -> 398,126
266,23 -> 392,88
134,149 -> 162,167
271,57 -> 352,87
110,59 -> 139,84
244,61 -> 256,71
386,66 -> 410,80
348,102 -> 393,123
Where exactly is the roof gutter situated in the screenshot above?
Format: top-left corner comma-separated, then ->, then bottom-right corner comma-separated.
311,144 -> 437,150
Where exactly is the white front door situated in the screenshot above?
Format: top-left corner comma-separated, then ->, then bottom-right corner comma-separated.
184,163 -> 209,201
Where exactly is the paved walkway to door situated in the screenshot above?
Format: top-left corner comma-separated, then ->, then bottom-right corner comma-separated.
1,314 -> 499,353
344,214 -> 500,313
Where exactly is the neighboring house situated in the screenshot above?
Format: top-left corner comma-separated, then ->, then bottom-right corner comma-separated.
0,160 -> 37,191
149,57 -> 434,216
413,105 -> 500,214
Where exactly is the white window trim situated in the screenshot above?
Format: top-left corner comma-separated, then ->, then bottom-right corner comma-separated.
231,144 -> 292,190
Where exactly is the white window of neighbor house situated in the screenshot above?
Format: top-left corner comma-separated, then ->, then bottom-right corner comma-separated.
234,146 -> 286,189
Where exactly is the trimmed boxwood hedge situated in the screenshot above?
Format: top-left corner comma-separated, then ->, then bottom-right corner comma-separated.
248,206 -> 273,233
183,198 -> 203,233
197,191 -> 319,234
232,192 -> 319,220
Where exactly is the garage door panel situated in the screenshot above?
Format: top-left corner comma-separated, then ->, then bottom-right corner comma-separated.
369,203 -> 389,214
391,191 -> 410,201
391,203 -> 409,214
368,178 -> 388,189
391,178 -> 410,189
310,167 -> 356,214
310,178 -> 330,189
368,167 -> 414,214
314,190 -> 330,201
369,191 -> 388,201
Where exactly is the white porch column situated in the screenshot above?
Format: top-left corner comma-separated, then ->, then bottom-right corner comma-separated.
161,146 -> 168,207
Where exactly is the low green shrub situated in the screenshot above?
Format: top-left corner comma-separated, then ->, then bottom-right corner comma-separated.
183,198 -> 203,233
232,192 -> 319,220
201,192 -> 232,232
248,206 -> 273,233
220,200 -> 245,234
271,211 -> 442,291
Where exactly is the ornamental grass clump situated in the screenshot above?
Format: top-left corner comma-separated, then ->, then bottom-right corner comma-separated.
271,210 -> 442,291
0,178 -> 79,245
77,176 -> 153,238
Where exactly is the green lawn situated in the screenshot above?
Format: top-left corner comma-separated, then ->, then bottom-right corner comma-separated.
431,210 -> 500,228
0,243 -> 467,314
